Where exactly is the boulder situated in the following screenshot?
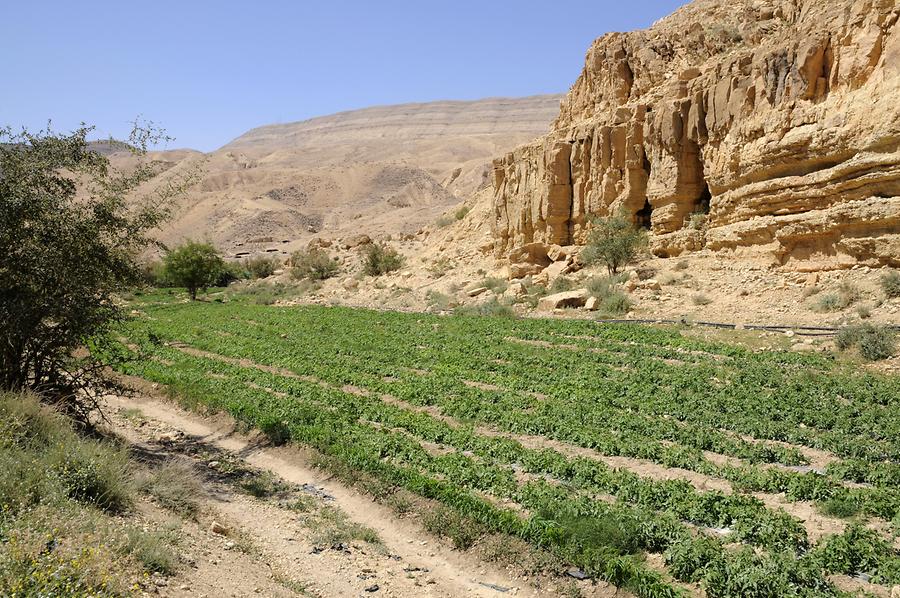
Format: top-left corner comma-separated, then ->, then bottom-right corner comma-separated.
584,296 -> 599,311
342,234 -> 372,249
467,287 -> 488,297
547,244 -> 571,262
508,282 -> 527,297
306,237 -> 333,250
509,262 -> 545,279
537,289 -> 589,311
542,260 -> 572,282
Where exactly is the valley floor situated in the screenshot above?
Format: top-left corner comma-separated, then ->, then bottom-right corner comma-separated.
107,295 -> 900,597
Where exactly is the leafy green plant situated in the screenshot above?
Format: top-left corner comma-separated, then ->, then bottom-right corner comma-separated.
881,270 -> 900,299
164,241 -> 225,301
243,256 -> 279,279
363,243 -> 404,276
836,323 -> 896,361
480,277 -> 509,294
580,212 -> 648,275
454,297 -> 516,318
290,248 -> 339,281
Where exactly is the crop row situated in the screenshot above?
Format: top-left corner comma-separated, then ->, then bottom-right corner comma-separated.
122,305 -> 900,519
114,332 -> 900,596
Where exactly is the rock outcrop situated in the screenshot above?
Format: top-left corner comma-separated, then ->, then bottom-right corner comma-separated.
492,0 -> 900,270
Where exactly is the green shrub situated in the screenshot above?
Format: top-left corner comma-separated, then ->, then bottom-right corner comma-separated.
243,256 -> 279,279
455,297 -> 516,318
814,282 -> 860,312
580,212 -> 648,274
426,290 -> 453,311
687,211 -> 708,230
139,260 -> 170,287
363,243 -> 404,276
881,270 -> 900,299
422,506 -> 484,550
435,214 -> 455,228
691,293 -> 712,306
121,527 -> 179,575
519,282 -> 549,308
819,495 -> 860,519
601,292 -> 633,315
214,261 -> 245,287
291,249 -> 339,281
816,293 -> 843,312
835,323 -> 896,361
48,440 -> 132,513
455,205 -> 471,220
136,461 -> 203,519
480,276 -> 508,294
586,275 -> 632,315
550,276 -> 576,293
428,257 -> 454,278
164,241 -> 225,300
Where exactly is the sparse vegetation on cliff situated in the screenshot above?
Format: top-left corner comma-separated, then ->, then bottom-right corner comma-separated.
291,248 -> 340,281
882,270 -> 900,299
363,243 -> 404,276
580,214 -> 648,275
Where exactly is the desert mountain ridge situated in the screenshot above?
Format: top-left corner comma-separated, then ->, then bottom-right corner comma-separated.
113,94 -> 563,255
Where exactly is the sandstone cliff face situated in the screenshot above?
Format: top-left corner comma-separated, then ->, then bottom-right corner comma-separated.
492,0 -> 900,269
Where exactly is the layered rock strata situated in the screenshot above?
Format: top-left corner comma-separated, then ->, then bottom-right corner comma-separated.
492,0 -> 900,269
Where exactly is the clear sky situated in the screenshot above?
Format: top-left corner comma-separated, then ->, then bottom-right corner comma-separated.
2,1 -> 687,151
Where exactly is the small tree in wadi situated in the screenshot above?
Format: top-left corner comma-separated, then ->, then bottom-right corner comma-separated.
363,243 -> 404,276
290,248 -> 339,281
581,212 -> 648,275
0,123 -> 195,421
163,241 -> 224,300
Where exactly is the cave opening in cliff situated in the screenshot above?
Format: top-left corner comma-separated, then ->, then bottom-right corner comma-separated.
636,199 -> 653,230
694,183 -> 711,215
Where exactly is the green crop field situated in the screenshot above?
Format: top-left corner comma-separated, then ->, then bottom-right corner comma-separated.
112,291 -> 900,597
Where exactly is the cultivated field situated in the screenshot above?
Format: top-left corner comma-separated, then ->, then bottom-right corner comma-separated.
115,292 -> 900,597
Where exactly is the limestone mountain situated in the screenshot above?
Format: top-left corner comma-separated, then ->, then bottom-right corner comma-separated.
490,0 -> 900,270
121,95 -> 562,255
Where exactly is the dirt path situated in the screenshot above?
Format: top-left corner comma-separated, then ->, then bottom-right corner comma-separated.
104,392 -> 612,598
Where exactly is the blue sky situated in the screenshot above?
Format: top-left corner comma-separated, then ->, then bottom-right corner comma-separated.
2,1 -> 687,151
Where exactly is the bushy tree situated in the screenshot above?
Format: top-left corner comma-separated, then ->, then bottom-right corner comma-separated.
244,255 -> 279,279
363,243 -> 404,276
163,241 -> 224,300
581,212 -> 648,275
290,248 -> 339,280
0,124 -> 193,420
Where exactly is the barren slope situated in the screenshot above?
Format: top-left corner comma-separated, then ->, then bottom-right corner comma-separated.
125,95 -> 562,255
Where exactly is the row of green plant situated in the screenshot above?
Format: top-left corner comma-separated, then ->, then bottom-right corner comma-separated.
122,300 -> 900,499
115,340 -> 900,596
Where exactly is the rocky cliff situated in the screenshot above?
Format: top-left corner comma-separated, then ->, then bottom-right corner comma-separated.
491,0 -> 900,270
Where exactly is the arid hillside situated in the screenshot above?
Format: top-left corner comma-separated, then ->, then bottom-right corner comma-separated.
120,95 -> 562,257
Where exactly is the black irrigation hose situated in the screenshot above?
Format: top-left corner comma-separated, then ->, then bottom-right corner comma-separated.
595,318 -> 900,336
